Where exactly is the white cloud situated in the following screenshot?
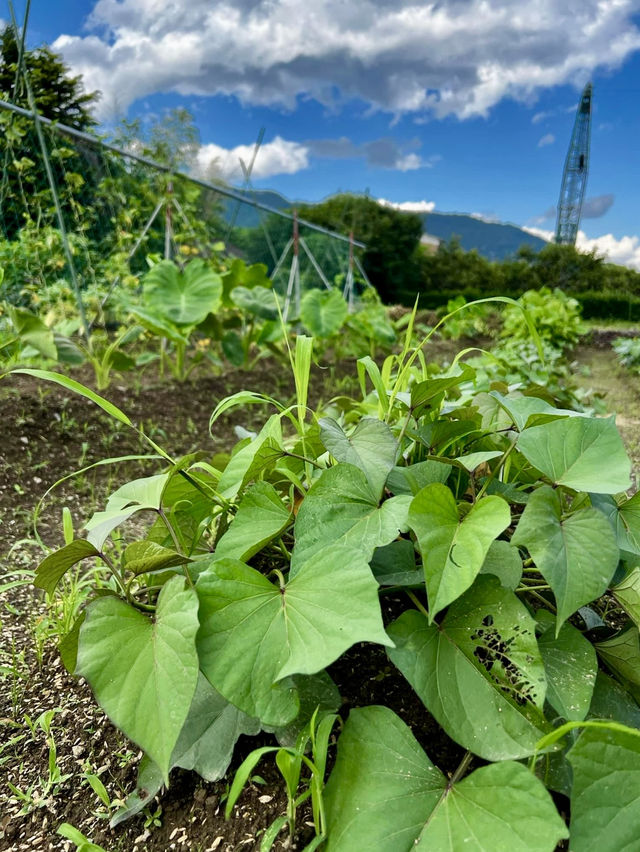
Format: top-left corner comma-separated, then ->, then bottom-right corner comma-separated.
537,133 -> 555,147
54,1 -> 640,121
522,225 -> 640,271
195,136 -> 309,181
378,199 -> 436,213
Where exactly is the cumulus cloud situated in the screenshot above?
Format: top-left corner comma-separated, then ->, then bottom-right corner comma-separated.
537,133 -> 555,147
194,134 -> 437,179
581,193 -> 615,218
196,136 -> 309,181
54,0 -> 640,121
378,199 -> 436,214
522,225 -> 640,271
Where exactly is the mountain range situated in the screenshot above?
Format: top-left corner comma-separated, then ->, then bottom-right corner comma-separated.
222,190 -> 548,261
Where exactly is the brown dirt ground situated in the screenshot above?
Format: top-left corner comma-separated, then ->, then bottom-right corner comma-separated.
1,335 -> 639,851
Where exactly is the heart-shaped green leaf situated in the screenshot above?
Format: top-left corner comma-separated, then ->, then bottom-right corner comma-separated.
517,416 -> 631,493
196,546 -> 391,726
512,485 -> 619,632
324,705 -> 567,851
409,483 -> 511,619
536,611 -> 597,721
319,416 -> 398,501
568,725 -> 640,851
122,541 -> 192,576
142,259 -> 222,326
76,576 -> 199,781
35,539 -> 100,599
300,288 -> 348,338
387,577 -> 549,759
215,481 -> 292,562
292,463 -> 410,572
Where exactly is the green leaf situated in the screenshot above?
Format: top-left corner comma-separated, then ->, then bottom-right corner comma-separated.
591,492 -> 640,557
196,546 -> 390,726
122,541 -> 192,576
221,330 -> 245,366
370,539 -> 421,586
35,539 -> 100,599
385,460 -> 450,496
568,725 -> 640,851
58,611 -> 86,674
319,416 -> 398,500
231,285 -> 279,320
217,415 -> 283,501
490,391 -> 578,431
536,611 -> 597,721
512,485 -> 619,632
324,705 -> 567,852
596,627 -> 640,687
409,363 -> 475,418
8,306 -> 57,359
129,306 -> 189,343
292,464 -> 411,572
143,259 -> 222,325
517,416 -> 631,493
215,481 -> 292,562
479,540 -> 523,590
76,576 -> 199,781
455,450 -> 502,471
588,671 -> 640,728
84,473 -> 169,549
612,567 -> 640,628
299,288 -> 348,338
268,671 -> 341,748
387,577 -> 550,760
9,369 -> 132,426
408,483 -> 511,620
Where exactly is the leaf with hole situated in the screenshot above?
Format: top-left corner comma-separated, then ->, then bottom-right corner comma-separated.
387,577 -> 550,760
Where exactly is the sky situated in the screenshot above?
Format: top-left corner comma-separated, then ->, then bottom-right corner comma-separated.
6,0 -> 640,268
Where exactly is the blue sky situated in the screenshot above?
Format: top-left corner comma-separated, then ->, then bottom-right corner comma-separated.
7,0 -> 640,267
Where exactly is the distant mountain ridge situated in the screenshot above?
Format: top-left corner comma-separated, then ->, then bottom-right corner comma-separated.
223,190 -> 548,260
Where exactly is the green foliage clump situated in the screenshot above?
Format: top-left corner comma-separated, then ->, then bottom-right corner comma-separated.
500,287 -> 586,351
612,336 -> 640,371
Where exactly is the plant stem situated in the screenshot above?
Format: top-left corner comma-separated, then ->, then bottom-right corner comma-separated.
407,589 -> 429,620
448,750 -> 473,787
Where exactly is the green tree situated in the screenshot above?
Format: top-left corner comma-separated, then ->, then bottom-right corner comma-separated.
0,25 -> 99,239
297,194 -> 423,303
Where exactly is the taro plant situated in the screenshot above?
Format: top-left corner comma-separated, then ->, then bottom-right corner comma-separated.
8,307 -> 640,849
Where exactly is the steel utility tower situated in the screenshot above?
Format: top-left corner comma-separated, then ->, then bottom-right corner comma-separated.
555,82 -> 592,245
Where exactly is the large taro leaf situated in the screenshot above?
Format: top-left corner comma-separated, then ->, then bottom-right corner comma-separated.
76,576 -> 199,781
299,288 -> 348,338
196,547 -> 390,727
408,483 -> 511,620
214,481 -> 292,562
142,259 -> 222,326
319,416 -> 398,500
567,725 -> 640,851
324,705 -> 567,852
8,305 -> 57,359
512,485 -> 619,632
516,415 -> 631,493
291,463 -> 410,573
536,611 -> 597,721
387,577 -> 550,760
231,285 -> 279,320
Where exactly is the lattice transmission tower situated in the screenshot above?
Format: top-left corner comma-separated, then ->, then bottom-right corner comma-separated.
555,82 -> 592,245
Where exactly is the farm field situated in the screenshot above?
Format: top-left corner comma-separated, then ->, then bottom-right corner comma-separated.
3,322 -> 640,852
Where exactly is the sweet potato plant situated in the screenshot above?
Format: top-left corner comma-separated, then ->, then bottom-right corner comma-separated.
15,327 -> 640,850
